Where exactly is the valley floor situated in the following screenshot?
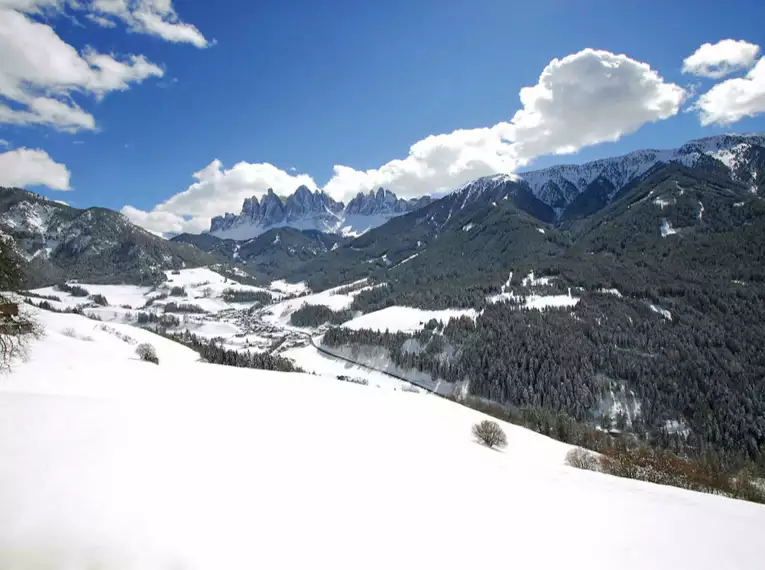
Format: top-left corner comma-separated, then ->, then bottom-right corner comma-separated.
0,307 -> 764,569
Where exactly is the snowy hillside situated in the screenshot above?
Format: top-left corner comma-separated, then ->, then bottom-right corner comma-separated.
25,268 -> 416,387
1,306 -> 764,569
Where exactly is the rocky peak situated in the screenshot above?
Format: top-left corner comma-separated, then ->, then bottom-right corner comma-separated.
209,185 -> 431,239
241,196 -> 260,221
260,189 -> 286,224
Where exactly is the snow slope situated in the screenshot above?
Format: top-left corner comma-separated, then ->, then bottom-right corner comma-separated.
259,279 -> 370,326
1,306 -> 764,569
343,306 -> 478,333
281,344 -> 414,390
32,283 -> 153,309
30,267 -> 276,313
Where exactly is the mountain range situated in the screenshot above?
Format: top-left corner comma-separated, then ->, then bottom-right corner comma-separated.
3,132 -> 765,468
2,133 -> 763,291
300,156 -> 765,468
209,186 -> 432,240
204,133 -> 764,242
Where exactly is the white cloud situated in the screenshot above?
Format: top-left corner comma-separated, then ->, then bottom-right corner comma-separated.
120,205 -> 196,235
0,139 -> 9,147
0,7 -> 163,131
0,0 -> 60,10
694,58 -> 765,125
326,48 -> 685,201
87,0 -> 208,47
125,48 -> 687,234
683,39 -> 760,79
122,160 -> 318,234
0,147 -> 70,190
0,97 -> 96,131
85,13 -> 116,28
509,49 -> 686,161
324,123 -> 518,200
131,10 -> 208,48
3,0 -> 209,47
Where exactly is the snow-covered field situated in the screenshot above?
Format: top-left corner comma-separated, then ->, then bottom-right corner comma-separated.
1,306 -> 764,569
281,344 -> 414,390
343,306 -> 478,333
487,271 -> 581,309
26,269 -> 414,388
259,279 -> 370,327
30,267 -> 275,313
32,282 -> 153,309
269,279 -> 309,295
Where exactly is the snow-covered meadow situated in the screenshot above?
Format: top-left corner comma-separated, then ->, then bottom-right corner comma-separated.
1,306 -> 764,569
342,306 -> 478,333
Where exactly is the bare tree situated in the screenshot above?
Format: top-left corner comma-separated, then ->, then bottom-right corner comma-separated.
0,235 -> 42,372
472,420 -> 507,449
0,312 -> 42,373
136,343 -> 159,364
565,447 -> 599,471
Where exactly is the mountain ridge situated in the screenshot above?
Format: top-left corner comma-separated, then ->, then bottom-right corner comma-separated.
0,187 -> 218,287
518,133 -> 765,216
209,186 -> 431,240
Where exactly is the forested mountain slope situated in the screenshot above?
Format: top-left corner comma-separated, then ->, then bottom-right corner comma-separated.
318,163 -> 765,466
172,227 -> 342,279
290,174 -> 562,295
0,188 -> 217,287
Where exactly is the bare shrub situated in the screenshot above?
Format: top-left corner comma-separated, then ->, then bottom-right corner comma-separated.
136,342 -> 159,364
472,420 -> 507,449
99,324 -> 137,345
0,307 -> 43,373
565,447 -> 599,471
1,240 -> 43,372
89,293 -> 108,306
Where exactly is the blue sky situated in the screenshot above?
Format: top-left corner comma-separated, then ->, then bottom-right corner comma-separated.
1,0 -> 764,234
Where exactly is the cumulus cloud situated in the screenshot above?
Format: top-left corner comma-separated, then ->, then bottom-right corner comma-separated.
120,204 -> 196,235
0,147 -> 70,190
125,48 -> 687,234
0,7 -> 163,131
509,49 -> 686,160
683,39 -> 760,79
693,58 -> 765,125
326,49 -> 684,201
122,160 -> 318,234
324,123 -> 518,200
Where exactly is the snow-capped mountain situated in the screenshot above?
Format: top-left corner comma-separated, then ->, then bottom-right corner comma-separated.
209,186 -> 431,240
345,187 -> 426,215
518,133 -> 765,215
